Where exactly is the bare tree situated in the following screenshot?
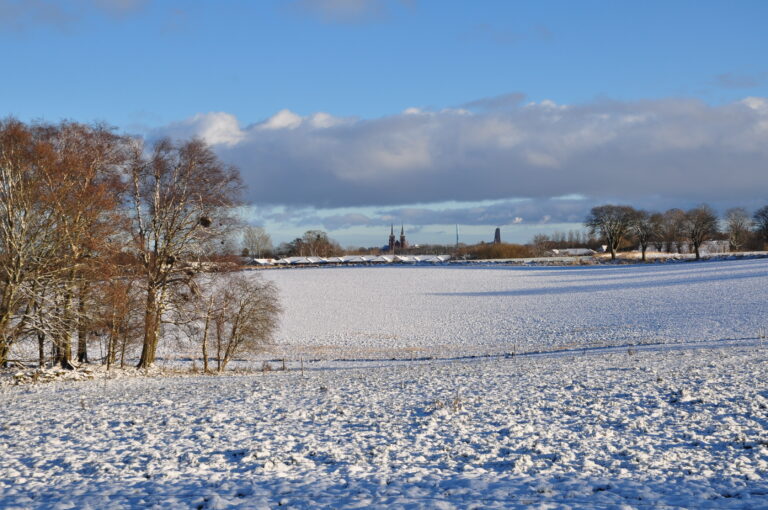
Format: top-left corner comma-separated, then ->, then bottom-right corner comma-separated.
630,210 -> 662,261
180,273 -> 280,372
171,277 -> 219,373
242,225 -> 272,259
649,212 -> 665,253
91,253 -> 144,370
298,230 -> 341,257
754,205 -> 768,248
531,234 -> 554,257
0,120 -> 34,366
661,208 -> 687,253
212,274 -> 279,371
127,138 -> 242,369
585,205 -> 636,260
724,208 -> 752,252
34,122 -> 127,368
101,279 -> 143,370
683,205 -> 719,260
2,123 -> 249,371
0,119 -> 65,366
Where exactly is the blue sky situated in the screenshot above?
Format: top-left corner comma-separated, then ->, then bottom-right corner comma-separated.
2,0 -> 767,247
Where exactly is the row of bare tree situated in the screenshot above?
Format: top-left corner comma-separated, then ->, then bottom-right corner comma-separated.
585,204 -> 768,261
277,230 -> 343,258
0,118 -> 279,370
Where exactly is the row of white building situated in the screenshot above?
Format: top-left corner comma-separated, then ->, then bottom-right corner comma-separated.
250,254 -> 452,266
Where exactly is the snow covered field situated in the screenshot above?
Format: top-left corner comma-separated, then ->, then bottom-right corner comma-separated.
2,342 -> 768,508
261,258 -> 768,360
2,259 -> 768,508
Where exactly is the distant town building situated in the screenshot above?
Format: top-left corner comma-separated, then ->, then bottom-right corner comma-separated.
387,224 -> 408,252
551,248 -> 596,256
493,227 -> 501,244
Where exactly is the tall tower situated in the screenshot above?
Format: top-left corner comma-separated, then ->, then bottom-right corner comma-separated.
400,224 -> 407,250
456,224 -> 459,249
494,227 -> 501,244
388,224 -> 396,252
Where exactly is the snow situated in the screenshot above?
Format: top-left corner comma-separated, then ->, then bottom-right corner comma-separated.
2,259 -> 768,508
3,343 -> 768,508
261,258 -> 768,361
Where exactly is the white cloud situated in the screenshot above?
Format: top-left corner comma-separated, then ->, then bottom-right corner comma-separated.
156,112 -> 244,146
154,96 -> 768,211
742,96 -> 768,112
308,112 -> 343,128
538,99 -> 562,109
525,99 -> 567,111
259,109 -> 303,130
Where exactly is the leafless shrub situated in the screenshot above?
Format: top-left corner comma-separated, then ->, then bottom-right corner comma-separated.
181,273 -> 281,373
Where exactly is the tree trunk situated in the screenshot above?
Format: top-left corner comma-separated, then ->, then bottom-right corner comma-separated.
120,331 -> 128,368
76,282 -> 89,363
221,321 -> 239,372
215,322 -> 223,372
53,341 -> 75,370
54,285 -> 76,370
641,244 -> 647,262
0,338 -> 9,369
0,298 -> 13,367
106,333 -> 113,370
201,311 -> 211,373
137,285 -> 161,368
106,313 -> 117,371
38,331 -> 46,369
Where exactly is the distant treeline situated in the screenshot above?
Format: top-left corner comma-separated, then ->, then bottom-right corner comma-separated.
431,203 -> 768,262
247,201 -> 768,263
582,204 -> 768,261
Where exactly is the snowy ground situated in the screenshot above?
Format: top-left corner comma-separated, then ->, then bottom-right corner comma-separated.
258,258 -> 768,361
2,341 -> 768,508
2,259 -> 768,508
